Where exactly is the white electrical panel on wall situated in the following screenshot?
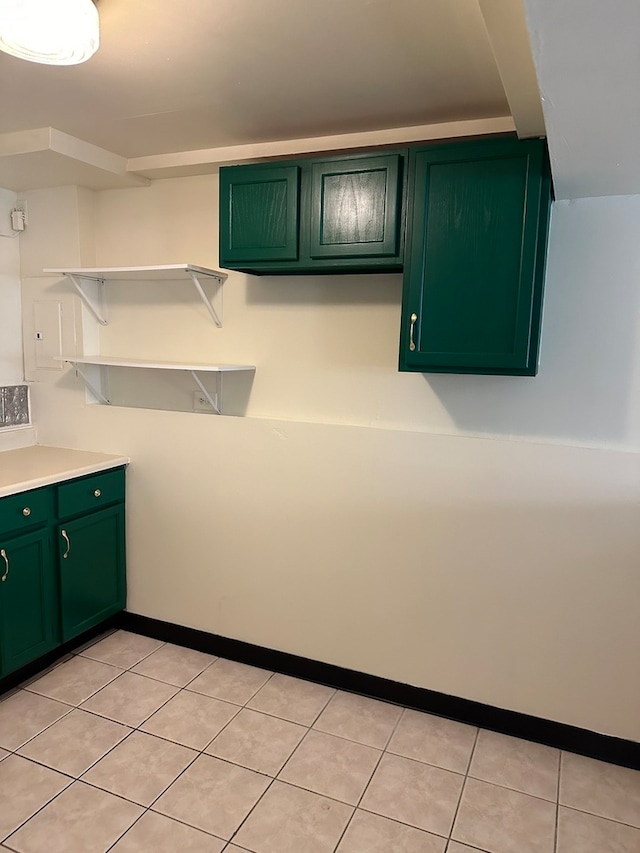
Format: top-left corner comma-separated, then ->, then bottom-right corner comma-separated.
22,279 -> 80,382
33,301 -> 63,370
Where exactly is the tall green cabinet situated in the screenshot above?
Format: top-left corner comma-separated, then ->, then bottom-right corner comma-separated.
399,137 -> 551,375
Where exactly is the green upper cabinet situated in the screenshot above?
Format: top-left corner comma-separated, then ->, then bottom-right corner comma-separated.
219,151 -> 406,274
220,165 -> 300,263
399,137 -> 551,375
308,155 -> 402,261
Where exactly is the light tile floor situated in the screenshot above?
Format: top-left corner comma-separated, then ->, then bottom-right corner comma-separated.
0,630 -> 638,852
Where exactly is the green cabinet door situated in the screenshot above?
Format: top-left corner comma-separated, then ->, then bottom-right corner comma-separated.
220,164 -> 300,264
58,504 -> 125,642
308,154 -> 402,261
400,137 -> 551,375
0,528 -> 55,675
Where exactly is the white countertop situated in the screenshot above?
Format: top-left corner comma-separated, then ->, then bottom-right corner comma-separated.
0,445 -> 129,497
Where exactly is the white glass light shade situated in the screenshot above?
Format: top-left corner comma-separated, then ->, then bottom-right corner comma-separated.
0,0 -> 99,65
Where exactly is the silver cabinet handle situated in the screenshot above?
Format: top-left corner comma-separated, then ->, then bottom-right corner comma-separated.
22,507 -> 31,517
409,312 -> 418,351
94,489 -> 101,498
1,549 -> 8,582
61,529 -> 71,559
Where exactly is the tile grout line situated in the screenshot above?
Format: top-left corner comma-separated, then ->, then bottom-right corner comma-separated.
105,804 -> 229,852
1,768 -> 75,847
554,750 -> 562,853
446,727 -> 480,847
181,657 -> 276,709
99,736 -> 206,850
85,671 -> 181,728
24,662 -> 126,708
265,685 -> 340,786
2,698 -> 76,754
225,675 -> 336,847
330,703 -> 408,852
14,722 -> 132,780
226,775 -> 279,847
461,772 -> 560,805
556,805 -> 640,832
127,657 -> 220,690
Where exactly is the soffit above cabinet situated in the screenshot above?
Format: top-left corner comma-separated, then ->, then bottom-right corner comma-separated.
0,129 -> 149,192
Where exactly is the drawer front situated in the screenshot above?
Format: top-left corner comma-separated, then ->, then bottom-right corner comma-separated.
57,468 -> 125,518
0,488 -> 51,537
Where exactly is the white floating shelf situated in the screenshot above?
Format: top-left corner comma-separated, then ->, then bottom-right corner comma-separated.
56,355 -> 255,371
56,356 -> 255,415
44,264 -> 228,327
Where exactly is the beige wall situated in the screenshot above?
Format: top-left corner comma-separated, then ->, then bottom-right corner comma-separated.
0,187 -> 23,384
22,178 -> 640,741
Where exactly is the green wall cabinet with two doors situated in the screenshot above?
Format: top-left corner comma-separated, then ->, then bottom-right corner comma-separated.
219,151 -> 406,274
0,467 -> 126,677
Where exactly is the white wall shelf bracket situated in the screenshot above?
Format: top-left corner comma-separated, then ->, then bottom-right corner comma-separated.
71,362 -> 111,404
188,270 -> 223,327
191,370 -> 221,414
66,274 -> 108,325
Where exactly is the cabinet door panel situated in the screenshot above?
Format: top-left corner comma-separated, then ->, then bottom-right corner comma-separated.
400,138 -> 550,375
0,529 -> 55,675
58,505 -> 125,642
220,165 -> 300,263
309,155 -> 401,259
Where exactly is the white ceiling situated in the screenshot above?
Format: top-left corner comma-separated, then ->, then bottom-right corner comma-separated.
0,0 -> 513,156
2,0 -> 635,199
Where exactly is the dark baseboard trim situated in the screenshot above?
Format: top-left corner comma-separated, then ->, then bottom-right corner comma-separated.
119,611 -> 640,771
0,615 -> 122,697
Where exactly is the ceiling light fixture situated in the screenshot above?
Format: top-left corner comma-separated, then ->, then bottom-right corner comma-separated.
0,0 -> 99,66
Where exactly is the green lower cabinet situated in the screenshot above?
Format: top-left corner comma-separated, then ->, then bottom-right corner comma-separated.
399,137 -> 551,375
58,504 -> 126,642
0,528 -> 56,674
0,466 -> 127,680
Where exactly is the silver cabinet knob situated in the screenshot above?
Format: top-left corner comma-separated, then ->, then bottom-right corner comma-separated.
94,489 -> 101,497
22,507 -> 31,517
